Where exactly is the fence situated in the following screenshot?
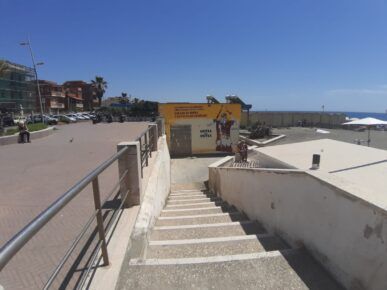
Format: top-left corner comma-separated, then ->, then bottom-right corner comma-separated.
0,122 -> 160,289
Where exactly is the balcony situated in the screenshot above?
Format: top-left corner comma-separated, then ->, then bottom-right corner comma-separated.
50,101 -> 65,109
50,91 -> 65,98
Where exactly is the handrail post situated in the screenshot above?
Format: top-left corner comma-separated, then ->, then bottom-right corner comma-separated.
156,117 -> 165,136
92,177 -> 109,266
117,142 -> 142,207
148,123 -> 158,152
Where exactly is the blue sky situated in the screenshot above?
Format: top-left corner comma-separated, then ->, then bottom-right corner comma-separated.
1,0 -> 387,112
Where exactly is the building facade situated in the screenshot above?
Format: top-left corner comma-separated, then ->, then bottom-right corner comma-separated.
82,83 -> 98,111
63,81 -> 85,112
0,59 -> 36,113
38,80 -> 66,114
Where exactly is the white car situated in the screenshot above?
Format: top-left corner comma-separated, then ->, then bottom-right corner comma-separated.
76,113 -> 88,120
65,114 -> 79,121
59,115 -> 77,123
81,113 -> 91,120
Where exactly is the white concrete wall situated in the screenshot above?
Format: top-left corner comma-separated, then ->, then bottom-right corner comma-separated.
247,150 -> 296,169
209,166 -> 387,290
241,111 -> 347,128
132,135 -> 171,238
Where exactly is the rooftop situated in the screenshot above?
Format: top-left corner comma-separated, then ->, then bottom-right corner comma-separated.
258,139 -> 387,210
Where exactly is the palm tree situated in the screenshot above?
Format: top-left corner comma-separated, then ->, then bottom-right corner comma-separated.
91,76 -> 107,107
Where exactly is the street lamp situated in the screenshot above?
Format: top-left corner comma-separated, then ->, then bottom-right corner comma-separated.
20,38 -> 45,123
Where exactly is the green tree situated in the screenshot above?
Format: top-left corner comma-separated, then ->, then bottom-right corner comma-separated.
91,76 -> 108,107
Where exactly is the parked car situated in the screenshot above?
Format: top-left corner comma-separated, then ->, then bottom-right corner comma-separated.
26,115 -> 57,125
80,113 -> 91,120
66,113 -> 83,121
43,115 -> 58,125
26,115 -> 43,124
59,115 -> 77,123
75,113 -> 87,120
1,115 -> 15,127
49,115 -> 60,122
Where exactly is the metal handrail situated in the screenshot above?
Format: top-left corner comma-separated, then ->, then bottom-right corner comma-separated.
0,123 -> 159,289
0,146 -> 128,271
43,169 -> 128,289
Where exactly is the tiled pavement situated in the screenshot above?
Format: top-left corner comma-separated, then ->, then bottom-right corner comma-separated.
0,122 -> 148,289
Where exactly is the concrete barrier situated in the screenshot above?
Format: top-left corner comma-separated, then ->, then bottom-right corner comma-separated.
209,165 -> 387,290
0,126 -> 55,146
240,134 -> 286,147
132,135 -> 171,238
242,111 -> 347,128
88,134 -> 170,290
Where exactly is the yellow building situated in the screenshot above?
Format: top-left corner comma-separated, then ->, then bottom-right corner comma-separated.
158,103 -> 241,155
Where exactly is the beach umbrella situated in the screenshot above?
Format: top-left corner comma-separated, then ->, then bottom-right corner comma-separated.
342,117 -> 387,146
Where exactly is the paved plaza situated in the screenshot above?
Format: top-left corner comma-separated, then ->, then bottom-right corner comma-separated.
0,122 -> 148,290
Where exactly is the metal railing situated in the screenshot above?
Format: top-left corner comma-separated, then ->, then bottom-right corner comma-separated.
0,124 -> 158,289
137,127 -> 154,177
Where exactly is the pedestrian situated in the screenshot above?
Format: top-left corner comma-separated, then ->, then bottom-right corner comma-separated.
238,140 -> 248,162
241,141 -> 248,161
18,121 -> 30,143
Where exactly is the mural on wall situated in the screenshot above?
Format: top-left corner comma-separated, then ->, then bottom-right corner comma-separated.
214,107 -> 235,152
159,103 -> 241,154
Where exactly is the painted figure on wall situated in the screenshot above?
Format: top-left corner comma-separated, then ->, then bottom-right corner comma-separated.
214,106 -> 235,152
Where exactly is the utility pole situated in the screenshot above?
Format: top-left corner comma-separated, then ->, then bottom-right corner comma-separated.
20,37 -> 45,123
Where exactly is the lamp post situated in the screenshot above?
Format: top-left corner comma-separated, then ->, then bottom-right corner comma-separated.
20,37 -> 45,123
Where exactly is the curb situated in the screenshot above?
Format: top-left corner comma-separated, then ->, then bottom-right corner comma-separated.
0,127 -> 55,146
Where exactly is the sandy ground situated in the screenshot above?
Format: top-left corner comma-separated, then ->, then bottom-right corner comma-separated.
0,122 -> 148,290
271,127 -> 387,150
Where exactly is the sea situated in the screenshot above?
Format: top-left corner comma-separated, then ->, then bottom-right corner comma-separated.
343,112 -> 387,121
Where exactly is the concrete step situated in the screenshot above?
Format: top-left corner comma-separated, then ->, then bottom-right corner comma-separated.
150,221 -> 266,241
146,234 -> 290,259
168,192 -> 216,200
155,212 -> 247,226
119,249 -> 343,290
168,194 -> 208,200
165,201 -> 226,209
166,197 -> 222,205
160,206 -> 234,217
169,191 -> 206,196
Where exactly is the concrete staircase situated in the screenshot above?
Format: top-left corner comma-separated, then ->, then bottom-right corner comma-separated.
118,188 -> 343,289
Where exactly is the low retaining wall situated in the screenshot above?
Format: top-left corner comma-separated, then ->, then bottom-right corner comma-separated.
209,165 -> 387,290
0,127 -> 55,146
89,134 -> 170,289
132,135 -> 171,238
240,134 -> 286,147
242,111 -> 346,128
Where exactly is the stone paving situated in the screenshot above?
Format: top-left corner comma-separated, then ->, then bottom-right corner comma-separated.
0,122 -> 148,290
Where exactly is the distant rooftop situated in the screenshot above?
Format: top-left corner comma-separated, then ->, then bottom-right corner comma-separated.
258,139 -> 387,210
